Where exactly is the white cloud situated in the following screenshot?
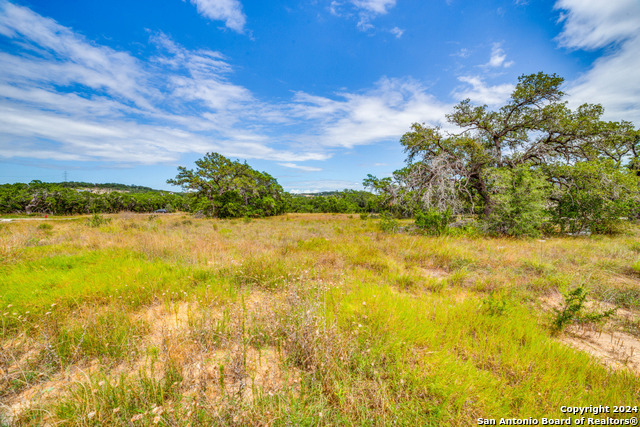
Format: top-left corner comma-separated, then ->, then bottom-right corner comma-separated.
555,0 -> 640,125
554,0 -> 640,50
0,1 -> 150,109
452,76 -> 514,106
0,1 -> 452,172
331,0 -> 398,31
390,27 -> 404,38
485,43 -> 513,68
0,2 -> 325,165
451,48 -> 471,58
278,163 -> 323,172
291,77 -> 451,148
352,0 -> 396,15
189,0 -> 246,33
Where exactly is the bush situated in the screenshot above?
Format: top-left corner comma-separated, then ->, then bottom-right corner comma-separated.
552,286 -> 616,333
485,166 -> 549,237
548,160 -> 639,235
87,213 -> 111,228
378,212 -> 400,232
414,208 -> 453,236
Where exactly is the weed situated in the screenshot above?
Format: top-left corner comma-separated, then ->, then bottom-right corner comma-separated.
395,273 -> 418,290
483,293 -> 511,316
86,213 -> 110,228
37,223 -> 53,231
632,259 -> 640,275
378,212 -> 400,233
552,286 -> 616,333
20,363 -> 185,425
53,308 -> 148,367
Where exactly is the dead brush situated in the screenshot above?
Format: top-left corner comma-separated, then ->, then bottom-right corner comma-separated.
264,287 -> 354,385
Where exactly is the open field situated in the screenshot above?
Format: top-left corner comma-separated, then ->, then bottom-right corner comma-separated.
1,213 -> 640,425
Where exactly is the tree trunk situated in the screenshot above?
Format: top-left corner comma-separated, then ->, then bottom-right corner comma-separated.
471,172 -> 493,218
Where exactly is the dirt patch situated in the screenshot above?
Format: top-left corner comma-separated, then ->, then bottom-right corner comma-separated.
562,326 -> 640,373
138,301 -> 193,348
1,359 -> 102,424
1,303 -> 195,423
419,267 -> 449,279
541,291 -> 640,373
182,346 -> 300,405
1,295 -> 300,423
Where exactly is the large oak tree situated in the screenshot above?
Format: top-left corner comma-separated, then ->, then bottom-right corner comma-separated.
167,152 -> 285,218
367,73 -> 638,226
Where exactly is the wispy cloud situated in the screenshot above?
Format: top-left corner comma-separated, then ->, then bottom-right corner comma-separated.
188,0 -> 246,33
330,0 -> 398,31
0,1 -> 324,165
0,1 -> 454,171
278,163 -> 323,172
291,77 -> 451,148
485,43 -> 513,68
390,27 -> 404,38
451,47 -> 471,58
554,0 -> 640,50
555,0 -> 640,124
452,76 -> 514,106
352,0 -> 396,15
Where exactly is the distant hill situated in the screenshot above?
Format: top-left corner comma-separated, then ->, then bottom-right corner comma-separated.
35,181 -> 170,194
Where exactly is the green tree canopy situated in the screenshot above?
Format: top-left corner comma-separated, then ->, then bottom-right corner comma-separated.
366,72 -> 639,235
167,152 -> 286,218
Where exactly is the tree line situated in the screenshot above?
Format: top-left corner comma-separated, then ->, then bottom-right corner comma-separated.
0,177 -> 382,217
0,181 -> 188,215
3,72 -> 638,235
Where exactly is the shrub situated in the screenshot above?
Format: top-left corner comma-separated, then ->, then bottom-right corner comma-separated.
485,166 -> 549,237
414,208 -> 453,235
548,160 -> 640,235
378,212 -> 400,232
552,286 -> 616,333
87,213 -> 111,227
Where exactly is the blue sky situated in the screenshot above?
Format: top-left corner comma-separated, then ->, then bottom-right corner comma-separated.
1,0 -> 639,192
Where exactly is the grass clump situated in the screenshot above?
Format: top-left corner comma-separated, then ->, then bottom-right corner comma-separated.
19,363 -> 185,426
378,212 -> 400,232
86,213 -> 111,228
53,308 -> 148,367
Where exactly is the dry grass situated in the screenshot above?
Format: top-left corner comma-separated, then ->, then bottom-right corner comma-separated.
1,213 -> 640,425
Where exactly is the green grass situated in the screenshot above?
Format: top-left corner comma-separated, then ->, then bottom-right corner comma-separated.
2,214 -> 640,425
322,284 -> 636,423
0,248 -> 211,325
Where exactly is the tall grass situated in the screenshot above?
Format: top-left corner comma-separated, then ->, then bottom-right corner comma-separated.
1,214 -> 640,425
